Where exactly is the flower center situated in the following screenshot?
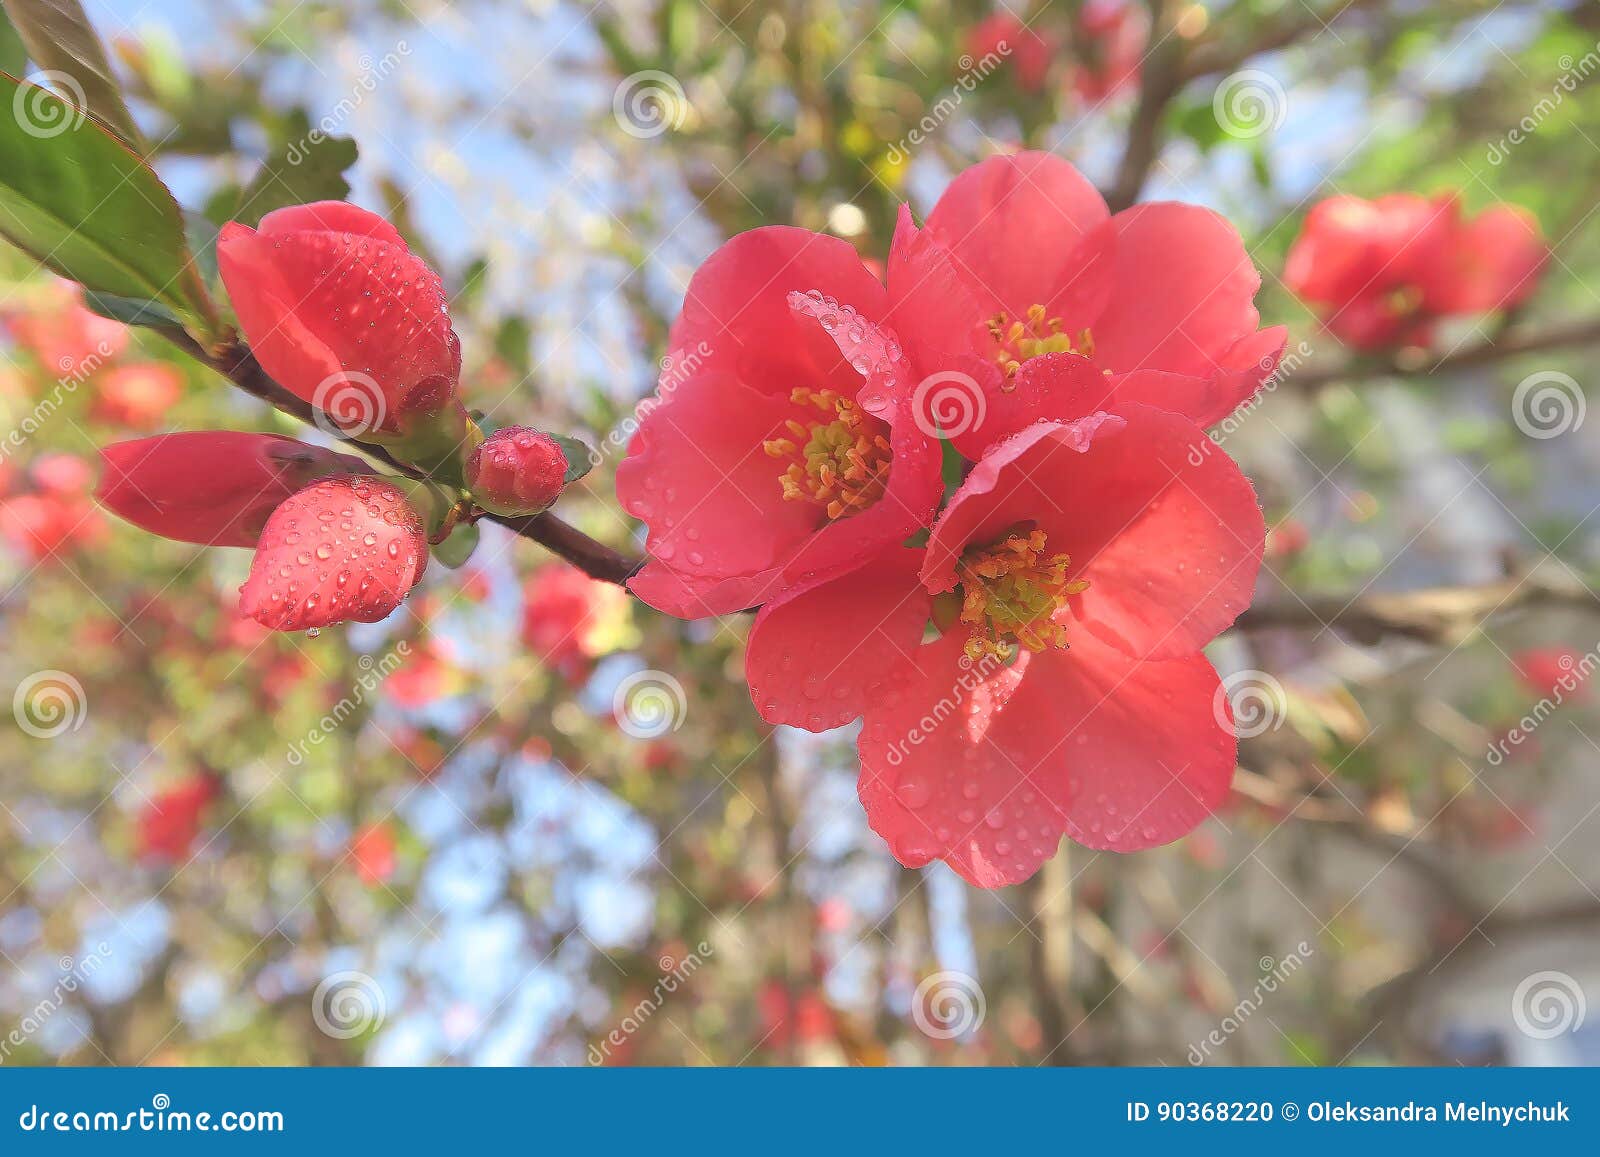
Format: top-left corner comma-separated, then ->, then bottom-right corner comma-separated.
763,387 -> 893,521
950,525 -> 1088,662
986,305 -> 1095,382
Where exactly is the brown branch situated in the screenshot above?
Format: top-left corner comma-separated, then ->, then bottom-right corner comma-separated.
160,329 -> 643,586
1233,571 -> 1600,645
1287,316 -> 1600,393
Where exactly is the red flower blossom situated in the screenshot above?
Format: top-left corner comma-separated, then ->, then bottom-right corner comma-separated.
1512,646 -> 1590,701
94,363 -> 183,428
386,644 -> 453,708
747,409 -> 1261,886
4,280 -> 126,378
217,202 -> 466,447
521,564 -> 627,679
350,823 -> 397,885
964,12 -> 1056,93
616,228 -> 942,617
137,774 -> 220,864
1069,0 -> 1147,103
1285,193 -> 1547,349
1,454 -> 104,562
239,475 -> 428,631
466,425 -> 568,516
97,432 -> 365,548
887,152 -> 1287,450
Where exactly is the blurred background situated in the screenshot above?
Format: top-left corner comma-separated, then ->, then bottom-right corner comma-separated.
3,0 -> 1600,1066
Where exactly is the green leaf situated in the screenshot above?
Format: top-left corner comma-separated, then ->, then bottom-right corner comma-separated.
82,290 -> 183,329
1,0 -> 144,150
548,433 -> 597,484
0,72 -> 217,339
432,521 -> 479,569
221,133 -> 359,229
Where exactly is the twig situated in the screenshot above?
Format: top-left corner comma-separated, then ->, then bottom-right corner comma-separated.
160,329 -> 642,586
1233,571 -> 1600,644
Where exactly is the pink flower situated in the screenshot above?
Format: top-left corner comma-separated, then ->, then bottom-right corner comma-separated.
747,410 -> 1261,886
1512,646 -> 1589,701
4,280 -> 126,378
1285,193 -> 1547,349
137,773 -> 220,864
616,228 -> 942,617
1069,0 -> 1147,103
964,12 -> 1056,93
887,151 -> 1287,449
94,363 -> 183,428
521,564 -> 627,680
350,823 -> 397,885
217,203 -> 466,446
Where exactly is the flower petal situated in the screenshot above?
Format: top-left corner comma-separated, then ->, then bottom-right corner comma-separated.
1014,637 -> 1236,851
746,546 -> 930,732
857,633 -> 1066,887
1088,202 -> 1265,378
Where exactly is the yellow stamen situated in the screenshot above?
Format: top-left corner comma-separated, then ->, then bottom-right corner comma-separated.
986,304 -> 1094,387
762,387 -> 893,521
955,524 -> 1088,662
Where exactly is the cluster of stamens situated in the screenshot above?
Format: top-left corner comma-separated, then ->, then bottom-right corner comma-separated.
954,525 -> 1088,662
763,387 -> 893,521
986,305 -> 1094,383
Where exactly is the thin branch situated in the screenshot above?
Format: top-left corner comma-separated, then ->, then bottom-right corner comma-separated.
1287,316 -> 1600,393
1233,570 -> 1600,644
161,329 -> 642,586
